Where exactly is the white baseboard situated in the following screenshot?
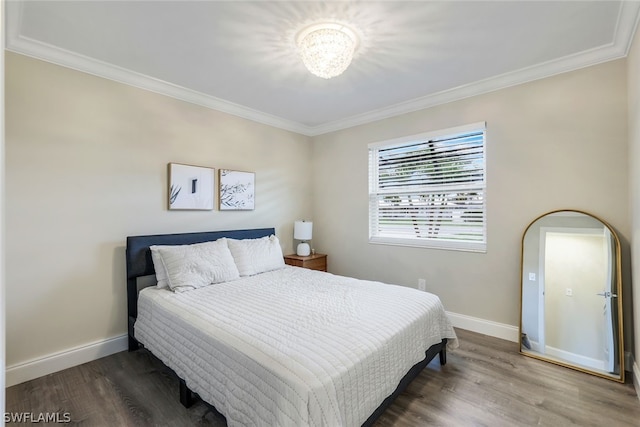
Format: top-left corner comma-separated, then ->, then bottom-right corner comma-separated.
447,312 -> 640,385
545,345 -> 605,371
5,334 -> 128,387
446,311 -> 520,343
4,313 -> 517,387
528,340 -> 540,352
446,312 -> 640,383
4,315 -> 627,390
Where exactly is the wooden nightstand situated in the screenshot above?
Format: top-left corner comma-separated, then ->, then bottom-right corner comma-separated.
284,253 -> 327,272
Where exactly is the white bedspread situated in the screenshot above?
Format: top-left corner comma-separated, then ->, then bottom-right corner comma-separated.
135,266 -> 458,427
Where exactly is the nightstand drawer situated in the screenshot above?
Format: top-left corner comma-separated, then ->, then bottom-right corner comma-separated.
284,254 -> 327,272
300,257 -> 326,271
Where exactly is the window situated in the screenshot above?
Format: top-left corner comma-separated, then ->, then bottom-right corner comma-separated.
368,122 -> 486,252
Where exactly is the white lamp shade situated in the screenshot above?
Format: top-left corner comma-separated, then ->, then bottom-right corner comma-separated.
294,220 -> 313,240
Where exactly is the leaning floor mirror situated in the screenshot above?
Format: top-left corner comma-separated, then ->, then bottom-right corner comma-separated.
519,210 -> 624,382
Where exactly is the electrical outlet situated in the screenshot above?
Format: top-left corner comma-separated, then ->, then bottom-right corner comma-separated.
529,273 -> 536,281
565,288 -> 573,297
418,278 -> 426,291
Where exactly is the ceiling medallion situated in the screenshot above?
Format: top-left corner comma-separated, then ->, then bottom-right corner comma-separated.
296,22 -> 360,79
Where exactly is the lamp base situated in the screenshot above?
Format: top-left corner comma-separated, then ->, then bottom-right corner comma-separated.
296,242 -> 311,256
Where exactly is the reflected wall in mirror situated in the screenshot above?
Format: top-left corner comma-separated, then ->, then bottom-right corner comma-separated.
520,210 -> 624,382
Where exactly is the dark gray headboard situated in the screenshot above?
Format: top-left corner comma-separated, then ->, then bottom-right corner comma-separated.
125,227 -> 275,350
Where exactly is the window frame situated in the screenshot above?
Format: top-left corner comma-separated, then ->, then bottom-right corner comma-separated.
368,122 -> 487,253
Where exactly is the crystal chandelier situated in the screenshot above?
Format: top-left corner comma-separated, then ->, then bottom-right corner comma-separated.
296,23 -> 359,79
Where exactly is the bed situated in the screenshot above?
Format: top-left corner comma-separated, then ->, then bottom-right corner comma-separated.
126,228 -> 458,427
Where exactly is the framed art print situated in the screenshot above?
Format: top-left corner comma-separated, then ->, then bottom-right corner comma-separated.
219,169 -> 255,210
168,163 -> 215,210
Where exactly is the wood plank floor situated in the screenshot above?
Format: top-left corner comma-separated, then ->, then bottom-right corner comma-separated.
6,328 -> 640,426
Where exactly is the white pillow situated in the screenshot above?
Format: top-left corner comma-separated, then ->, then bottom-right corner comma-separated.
227,235 -> 285,276
151,249 -> 169,289
150,239 -> 240,292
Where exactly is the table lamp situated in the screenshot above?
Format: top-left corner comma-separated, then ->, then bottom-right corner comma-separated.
294,220 -> 313,256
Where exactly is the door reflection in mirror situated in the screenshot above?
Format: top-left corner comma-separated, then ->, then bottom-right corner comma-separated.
520,210 -> 623,382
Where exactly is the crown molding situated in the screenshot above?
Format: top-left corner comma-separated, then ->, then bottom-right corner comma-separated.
5,1 -> 311,136
6,36 -> 312,136
617,0 -> 640,55
305,43 -> 624,136
6,1 -> 640,138
306,1 -> 640,136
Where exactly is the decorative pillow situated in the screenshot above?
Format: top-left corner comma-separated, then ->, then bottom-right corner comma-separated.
227,235 -> 285,276
151,249 -> 169,289
150,239 -> 240,292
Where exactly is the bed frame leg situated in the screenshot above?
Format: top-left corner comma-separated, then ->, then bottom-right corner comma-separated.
128,336 -> 139,352
180,379 -> 195,408
439,348 -> 447,365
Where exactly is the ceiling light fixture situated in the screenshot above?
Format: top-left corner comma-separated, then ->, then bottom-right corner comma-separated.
296,22 -> 359,79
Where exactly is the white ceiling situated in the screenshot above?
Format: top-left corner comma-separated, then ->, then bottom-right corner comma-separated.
6,1 -> 640,136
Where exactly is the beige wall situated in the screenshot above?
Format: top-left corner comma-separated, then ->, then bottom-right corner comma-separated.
312,60 -> 629,335
628,20 -> 640,383
5,47 -> 635,376
4,52 -> 312,366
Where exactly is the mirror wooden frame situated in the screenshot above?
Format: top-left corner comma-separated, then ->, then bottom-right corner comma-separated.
519,209 -> 624,382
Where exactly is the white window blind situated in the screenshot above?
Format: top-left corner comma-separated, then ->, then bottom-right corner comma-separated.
368,123 -> 486,252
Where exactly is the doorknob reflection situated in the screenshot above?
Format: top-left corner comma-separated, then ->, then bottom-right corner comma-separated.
596,291 -> 618,298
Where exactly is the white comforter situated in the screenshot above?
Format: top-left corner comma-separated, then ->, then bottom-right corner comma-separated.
135,266 -> 458,427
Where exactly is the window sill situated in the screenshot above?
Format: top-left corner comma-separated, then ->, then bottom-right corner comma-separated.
368,236 -> 486,253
